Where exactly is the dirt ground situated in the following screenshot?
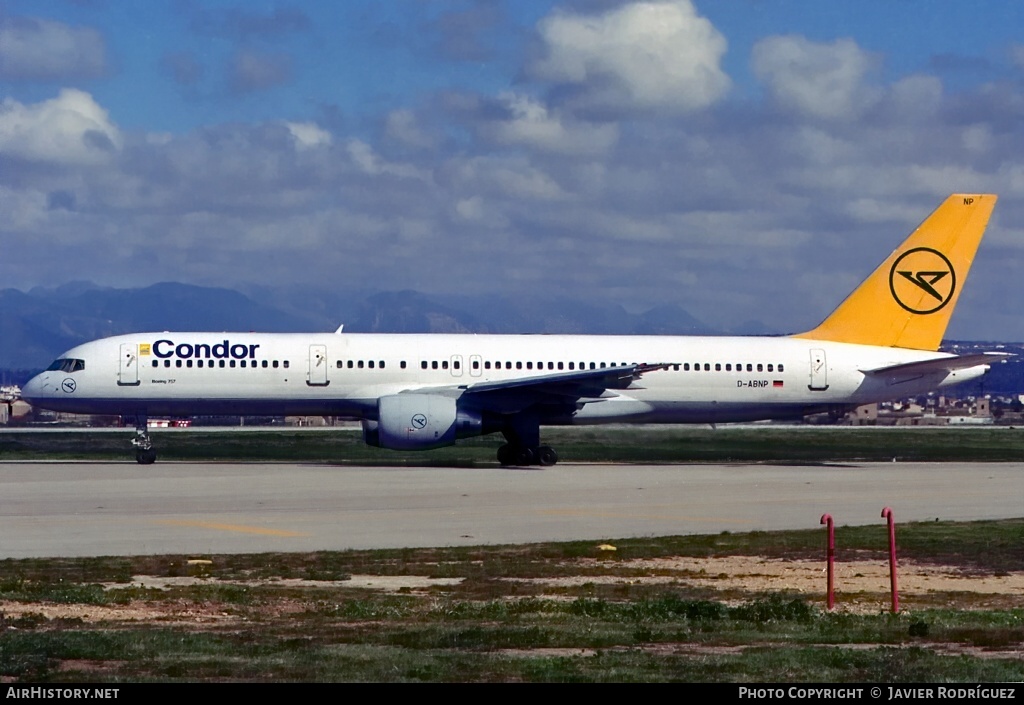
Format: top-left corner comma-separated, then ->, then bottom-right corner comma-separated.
523,556 -> 1024,612
2,556 -> 1021,624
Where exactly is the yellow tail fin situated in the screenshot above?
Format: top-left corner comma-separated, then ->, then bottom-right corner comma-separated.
794,194 -> 997,351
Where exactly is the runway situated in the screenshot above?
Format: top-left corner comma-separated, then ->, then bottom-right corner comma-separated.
1,460 -> 1022,558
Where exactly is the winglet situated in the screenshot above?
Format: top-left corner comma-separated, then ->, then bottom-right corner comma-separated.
794,194 -> 997,351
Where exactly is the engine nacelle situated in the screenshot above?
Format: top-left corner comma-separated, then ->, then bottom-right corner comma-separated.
364,394 -> 484,450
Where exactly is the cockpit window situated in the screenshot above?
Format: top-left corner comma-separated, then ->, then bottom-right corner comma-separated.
46,358 -> 85,373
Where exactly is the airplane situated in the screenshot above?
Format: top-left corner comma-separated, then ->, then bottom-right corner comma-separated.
22,194 -> 1007,465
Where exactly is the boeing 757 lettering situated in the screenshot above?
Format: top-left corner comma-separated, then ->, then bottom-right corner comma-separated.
23,194 -> 1006,465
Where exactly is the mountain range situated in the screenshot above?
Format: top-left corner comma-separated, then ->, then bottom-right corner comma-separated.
0,281 -> 763,374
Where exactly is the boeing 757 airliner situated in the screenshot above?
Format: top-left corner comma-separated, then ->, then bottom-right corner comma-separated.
23,194 -> 1006,465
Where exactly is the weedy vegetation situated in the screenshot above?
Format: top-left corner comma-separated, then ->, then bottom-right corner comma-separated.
1,519 -> 1022,682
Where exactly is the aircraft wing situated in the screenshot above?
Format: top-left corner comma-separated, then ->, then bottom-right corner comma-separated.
860,352 -> 1012,377
405,363 -> 674,414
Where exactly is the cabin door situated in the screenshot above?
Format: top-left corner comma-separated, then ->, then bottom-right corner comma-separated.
450,355 -> 463,378
809,348 -> 829,391
118,343 -> 140,386
307,345 -> 329,386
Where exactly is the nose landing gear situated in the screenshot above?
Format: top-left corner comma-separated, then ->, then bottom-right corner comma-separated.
130,415 -> 157,464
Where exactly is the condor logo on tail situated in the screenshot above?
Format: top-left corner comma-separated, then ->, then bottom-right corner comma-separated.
888,247 -> 955,315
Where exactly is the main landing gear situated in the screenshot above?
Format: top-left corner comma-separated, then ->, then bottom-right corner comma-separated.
130,414 -> 157,464
497,443 -> 559,467
496,414 -> 558,466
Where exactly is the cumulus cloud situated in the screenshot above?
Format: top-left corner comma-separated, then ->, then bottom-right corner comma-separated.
0,16 -> 107,80
286,122 -> 332,150
450,155 -> 569,202
0,89 -> 121,165
346,140 -> 431,181
384,109 -> 437,150
228,50 -> 293,93
529,0 -> 730,114
481,93 -> 619,155
752,35 -> 880,120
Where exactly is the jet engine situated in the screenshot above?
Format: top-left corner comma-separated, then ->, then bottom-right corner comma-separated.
361,394 -> 486,450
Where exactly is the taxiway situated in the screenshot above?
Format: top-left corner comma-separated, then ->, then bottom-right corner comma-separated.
0,460 -> 1021,558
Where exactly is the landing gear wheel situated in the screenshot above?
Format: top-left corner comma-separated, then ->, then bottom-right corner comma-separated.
136,448 -> 157,465
497,444 -> 514,466
514,446 -> 536,466
537,446 -> 558,466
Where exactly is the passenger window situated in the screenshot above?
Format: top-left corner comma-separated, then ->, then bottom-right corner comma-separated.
401,361 -> 407,369
516,362 -> 522,370
557,362 -> 563,370
715,363 -> 721,371
432,361 -> 438,370
527,362 -> 533,370
421,361 -> 428,369
152,360 -> 159,368
283,361 -> 289,369
187,360 -> 194,368
358,360 -> 364,369
380,361 -> 385,369
484,361 -> 491,370
229,360 -> 236,368
176,360 -> 182,368
453,360 -> 460,370
779,363 -> 785,372
336,361 -> 343,368
726,364 -> 732,371
241,360 -> 247,368
683,363 -> 690,371
746,364 -> 752,372
767,364 -> 774,372
442,360 -> 449,370
368,360 -> 374,369
757,364 -> 763,372
262,360 -> 268,368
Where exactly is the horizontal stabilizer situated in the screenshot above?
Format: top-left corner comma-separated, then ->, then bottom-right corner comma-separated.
860,352 -> 1011,377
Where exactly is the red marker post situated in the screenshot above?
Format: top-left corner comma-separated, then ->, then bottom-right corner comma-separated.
820,513 -> 835,610
881,506 -> 899,613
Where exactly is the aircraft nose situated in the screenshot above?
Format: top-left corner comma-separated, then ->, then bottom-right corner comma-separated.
21,373 -> 52,401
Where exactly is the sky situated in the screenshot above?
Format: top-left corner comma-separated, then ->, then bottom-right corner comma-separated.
1,0 -> 1023,339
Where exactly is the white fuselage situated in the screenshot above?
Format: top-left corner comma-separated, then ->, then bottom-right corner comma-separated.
21,332 -> 988,423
